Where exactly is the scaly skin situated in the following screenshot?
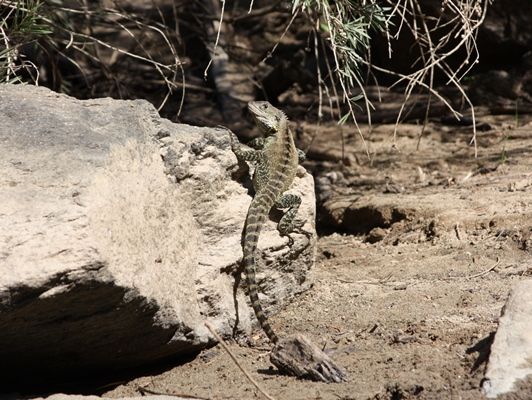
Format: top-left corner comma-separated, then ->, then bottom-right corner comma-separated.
230,101 -> 305,344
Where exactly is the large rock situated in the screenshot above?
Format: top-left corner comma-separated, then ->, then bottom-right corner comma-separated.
0,84 -> 316,379
482,279 -> 532,398
33,396 -> 184,400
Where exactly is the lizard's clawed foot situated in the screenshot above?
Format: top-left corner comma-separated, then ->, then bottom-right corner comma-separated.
279,221 -> 308,247
291,220 -> 306,232
285,234 -> 295,247
278,220 -> 305,236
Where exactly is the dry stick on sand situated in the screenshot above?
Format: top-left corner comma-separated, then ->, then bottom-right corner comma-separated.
446,257 -> 501,280
137,386 -> 211,400
204,322 -> 277,400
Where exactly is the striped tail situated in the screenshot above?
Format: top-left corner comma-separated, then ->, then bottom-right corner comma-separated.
243,190 -> 279,344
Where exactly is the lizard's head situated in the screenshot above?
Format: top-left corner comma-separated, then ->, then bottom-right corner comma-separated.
248,101 -> 286,136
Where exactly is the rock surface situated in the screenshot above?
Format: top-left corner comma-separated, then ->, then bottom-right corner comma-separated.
0,84 -> 316,380
483,279 -> 532,398
30,396 -> 192,400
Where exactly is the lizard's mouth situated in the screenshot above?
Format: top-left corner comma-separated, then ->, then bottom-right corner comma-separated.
248,101 -> 277,135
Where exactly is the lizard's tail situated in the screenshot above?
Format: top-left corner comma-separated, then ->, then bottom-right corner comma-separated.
243,192 -> 279,344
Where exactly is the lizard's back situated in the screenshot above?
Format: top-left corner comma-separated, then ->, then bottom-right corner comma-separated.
255,130 -> 298,195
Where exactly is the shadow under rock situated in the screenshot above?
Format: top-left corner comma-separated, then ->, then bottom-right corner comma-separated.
466,331 -> 495,373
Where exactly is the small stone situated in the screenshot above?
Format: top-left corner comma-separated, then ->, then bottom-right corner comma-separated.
392,282 -> 408,290
367,227 -> 387,243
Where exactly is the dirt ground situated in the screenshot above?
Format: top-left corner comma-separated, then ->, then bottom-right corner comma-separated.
105,114 -> 532,400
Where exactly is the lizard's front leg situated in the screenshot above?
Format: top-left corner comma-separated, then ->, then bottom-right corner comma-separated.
229,131 -> 262,162
274,193 -> 302,235
247,137 -> 265,150
297,149 -> 306,163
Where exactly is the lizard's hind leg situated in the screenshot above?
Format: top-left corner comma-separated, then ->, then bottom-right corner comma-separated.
275,193 -> 302,236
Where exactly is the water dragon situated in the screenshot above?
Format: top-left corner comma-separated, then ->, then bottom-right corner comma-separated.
229,101 -> 305,344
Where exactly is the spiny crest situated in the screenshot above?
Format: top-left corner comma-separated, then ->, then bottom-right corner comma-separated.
248,101 -> 287,136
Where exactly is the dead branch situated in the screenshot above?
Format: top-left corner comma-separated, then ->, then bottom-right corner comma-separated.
204,321 -> 277,400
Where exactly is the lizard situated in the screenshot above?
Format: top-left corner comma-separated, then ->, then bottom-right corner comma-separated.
229,101 -> 306,344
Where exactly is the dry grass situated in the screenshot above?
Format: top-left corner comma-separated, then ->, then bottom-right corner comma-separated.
1,0 -> 185,114
290,0 -> 490,156
3,0 -> 491,147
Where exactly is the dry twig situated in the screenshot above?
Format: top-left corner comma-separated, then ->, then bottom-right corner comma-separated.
137,386 -> 211,400
204,321 -> 277,400
446,257 -> 501,280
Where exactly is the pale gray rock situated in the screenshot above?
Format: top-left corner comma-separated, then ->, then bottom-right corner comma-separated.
482,279 -> 532,398
30,393 -> 185,400
0,83 -> 316,379
31,395 -> 190,400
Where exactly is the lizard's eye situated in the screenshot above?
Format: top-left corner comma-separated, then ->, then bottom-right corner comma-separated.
275,115 -> 280,122
261,104 -> 268,109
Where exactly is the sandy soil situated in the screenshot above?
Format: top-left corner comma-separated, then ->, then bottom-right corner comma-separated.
105,115 -> 532,400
